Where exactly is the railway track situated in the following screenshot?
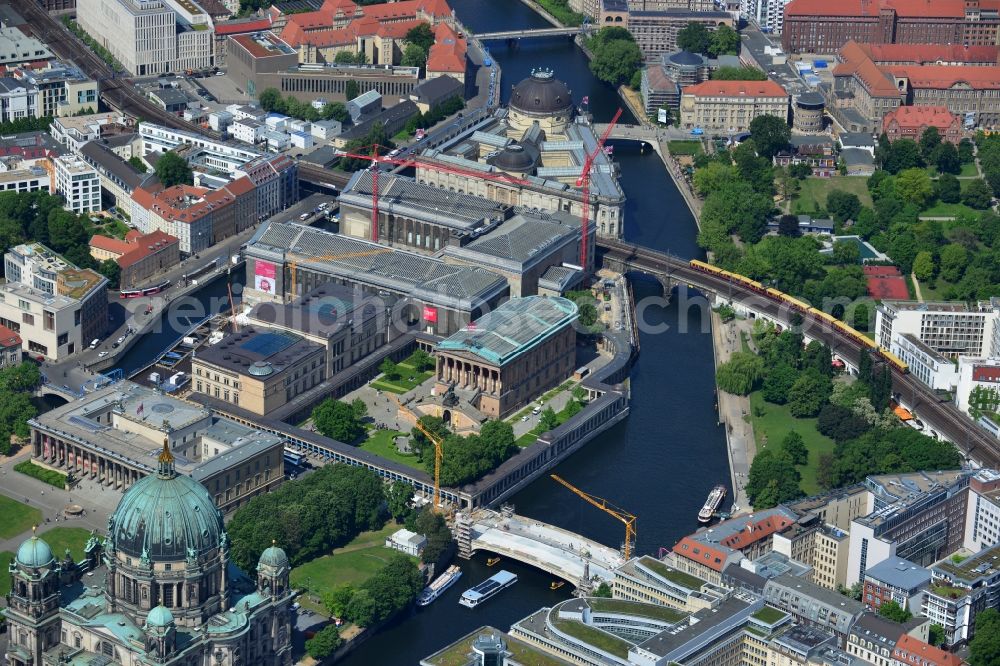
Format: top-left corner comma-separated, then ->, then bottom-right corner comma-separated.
598,238 -> 1000,468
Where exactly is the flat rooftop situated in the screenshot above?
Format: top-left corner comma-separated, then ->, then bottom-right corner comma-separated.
190,421 -> 284,481
246,281 -> 381,339
421,626 -> 572,666
442,210 -> 583,271
933,542 -> 1000,583
194,326 -> 324,379
246,222 -> 508,310
862,470 -> 970,528
436,295 -> 577,366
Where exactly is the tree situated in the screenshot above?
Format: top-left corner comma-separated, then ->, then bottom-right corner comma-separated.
788,369 -> 832,417
414,507 -> 453,564
939,243 -> 968,283
749,115 -> 791,159
853,302 -> 870,330
936,173 -> 961,203
127,156 -> 148,173
913,251 -> 936,282
387,480 -> 413,520
323,585 -> 355,618
877,600 -> 912,622
306,624 -> 342,659
827,190 -> 862,223
778,214 -> 801,237
969,608 -> 1000,665
708,24 -> 740,56
710,65 -> 767,81
312,399 -> 365,442
762,364 -> 798,404
692,162 -> 739,196
351,398 -> 368,421
831,239 -> 861,266
919,126 -> 941,162
676,21 -> 710,53
539,407 -> 559,431
883,139 -> 922,174
401,43 -> 427,68
932,141 -> 960,175
780,431 -> 808,466
410,349 -> 434,371
323,101 -> 349,123
893,168 -> 933,208
715,351 -> 765,395
572,386 -> 588,404
380,357 -> 399,380
959,137 -> 975,164
404,23 -> 435,51
963,178 -> 994,210
259,87 -> 283,113
345,588 -> 377,627
594,582 -> 613,598
345,80 -> 360,101
589,39 -> 643,86
97,258 -> 120,289
154,151 -> 193,188
745,448 -> 802,509
802,341 -> 833,377
928,624 -> 946,648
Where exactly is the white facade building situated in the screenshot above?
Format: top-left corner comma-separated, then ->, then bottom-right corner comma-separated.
0,167 -> 50,195
53,154 -> 101,214
955,356 -> 1000,415
138,122 -> 262,171
876,300 -> 1000,361
231,119 -> 263,145
76,0 -> 213,77
50,112 -> 127,154
891,333 -> 960,391
385,528 -> 426,557
965,469 -> 1000,552
0,79 -> 38,123
742,0 -> 793,33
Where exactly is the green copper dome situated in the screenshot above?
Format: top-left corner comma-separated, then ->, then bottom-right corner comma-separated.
258,543 -> 289,570
109,443 -> 224,561
16,533 -> 54,568
146,604 -> 174,628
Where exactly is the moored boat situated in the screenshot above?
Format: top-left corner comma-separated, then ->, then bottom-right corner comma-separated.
698,485 -> 727,523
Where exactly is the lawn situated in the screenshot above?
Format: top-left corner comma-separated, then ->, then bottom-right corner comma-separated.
792,176 -> 873,214
359,428 -> 424,470
919,201 -> 979,219
0,552 -> 12,596
668,140 -> 703,156
92,219 -> 131,240
748,392 -> 836,496
290,522 -> 415,591
551,617 -> 631,659
0,493 -> 43,539
587,597 -> 686,623
372,352 -> 434,394
38,527 -> 93,562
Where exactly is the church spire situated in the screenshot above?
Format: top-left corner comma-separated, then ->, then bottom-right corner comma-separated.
157,436 -> 175,478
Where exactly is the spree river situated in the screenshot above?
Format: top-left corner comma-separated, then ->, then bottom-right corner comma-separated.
335,1 -> 731,663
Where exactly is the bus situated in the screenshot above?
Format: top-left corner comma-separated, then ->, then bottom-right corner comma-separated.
120,280 -> 171,299
283,448 -> 305,468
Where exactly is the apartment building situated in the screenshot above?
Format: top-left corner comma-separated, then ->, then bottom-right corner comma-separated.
12,62 -> 98,117
88,230 -> 180,289
845,613 -> 926,666
0,27 -> 52,66
0,243 -> 107,360
0,167 -> 50,195
76,0 -> 214,76
742,0 -> 794,33
762,574 -> 865,646
861,555 -> 930,615
625,10 -> 735,63
78,140 -> 143,209
50,112 -> 131,154
680,79 -> 789,133
53,154 -> 101,214
922,543 -> 1000,647
964,468 -> 1000,552
137,122 -> 262,172
876,300 -> 1000,360
0,324 -> 22,369
890,333 -> 960,392
0,78 -> 37,123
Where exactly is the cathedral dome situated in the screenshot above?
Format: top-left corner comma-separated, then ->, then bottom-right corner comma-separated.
146,605 -> 174,628
510,69 -> 574,117
258,543 -> 289,570
109,443 -> 224,561
16,533 -> 54,568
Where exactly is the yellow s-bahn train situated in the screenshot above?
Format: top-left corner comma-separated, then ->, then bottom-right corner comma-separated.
688,260 -> 908,374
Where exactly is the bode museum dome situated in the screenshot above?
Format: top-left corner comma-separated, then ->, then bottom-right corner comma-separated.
4,443 -> 293,666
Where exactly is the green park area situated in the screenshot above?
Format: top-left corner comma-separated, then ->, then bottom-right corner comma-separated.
38,527 -> 93,562
371,351 -> 435,394
587,598 -> 687,623
359,428 -> 422,470
551,617 -> 631,659
0,551 -> 12,596
15,460 -> 67,488
793,176 -> 873,214
0,493 -> 43,539
290,522 -> 414,597
668,140 -> 704,156
748,391 -> 836,496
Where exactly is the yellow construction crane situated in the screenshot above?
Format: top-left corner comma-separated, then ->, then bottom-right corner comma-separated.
551,474 -> 636,561
388,393 -> 444,513
287,247 -> 393,300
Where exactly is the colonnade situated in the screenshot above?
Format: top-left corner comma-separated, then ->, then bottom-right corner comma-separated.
32,430 -> 143,489
437,355 -> 502,395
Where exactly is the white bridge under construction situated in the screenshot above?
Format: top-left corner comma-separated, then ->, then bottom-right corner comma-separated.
455,507 -> 624,590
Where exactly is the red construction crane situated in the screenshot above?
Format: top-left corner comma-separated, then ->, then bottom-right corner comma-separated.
576,109 -> 623,268
335,146 -> 533,242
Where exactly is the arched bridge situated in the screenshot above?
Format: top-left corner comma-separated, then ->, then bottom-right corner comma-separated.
593,123 -> 660,142
597,237 -> 1000,469
475,26 -> 588,40
456,508 -> 623,589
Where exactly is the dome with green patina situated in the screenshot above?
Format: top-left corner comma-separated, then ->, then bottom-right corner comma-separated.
258,543 -> 289,570
16,533 -> 54,568
109,442 -> 224,561
146,605 -> 174,628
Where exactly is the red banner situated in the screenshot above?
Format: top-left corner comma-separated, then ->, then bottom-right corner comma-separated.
423,306 -> 438,323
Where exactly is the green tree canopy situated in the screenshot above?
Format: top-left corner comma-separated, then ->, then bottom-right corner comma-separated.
788,369 -> 832,417
589,38 -> 643,86
401,43 -> 427,68
404,23 -> 435,51
715,351 -> 765,395
963,178 -> 994,210
939,243 -> 968,283
883,139 -> 922,174
708,24 -> 740,56
154,151 -> 194,188
746,448 -> 802,509
877,600 -> 912,622
306,625 -> 342,659
387,480 -> 413,521
919,126 -> 941,161
826,190 -> 861,223
969,608 -> 1000,665
780,431 -> 808,466
748,114 -> 791,159
312,398 -> 366,442
676,21 -> 710,53
913,250 -> 936,282
936,173 -> 961,203
761,363 -> 798,405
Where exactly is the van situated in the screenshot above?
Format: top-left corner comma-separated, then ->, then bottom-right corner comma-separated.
531,406 -> 541,416
89,338 -> 100,349
299,212 -> 310,220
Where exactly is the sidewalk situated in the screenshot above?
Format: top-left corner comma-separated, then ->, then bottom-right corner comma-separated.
710,312 -> 756,515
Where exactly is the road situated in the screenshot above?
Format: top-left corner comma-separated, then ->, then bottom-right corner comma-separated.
598,238 -> 1000,470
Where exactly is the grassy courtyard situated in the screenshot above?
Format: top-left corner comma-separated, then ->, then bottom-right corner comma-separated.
0,493 -> 43,539
919,201 -> 980,219
792,176 -> 873,214
38,527 -> 93,562
359,428 -> 423,470
748,392 -> 836,496
0,551 -> 13,596
667,140 -> 704,156
371,352 -> 435,394
290,522 -> 415,592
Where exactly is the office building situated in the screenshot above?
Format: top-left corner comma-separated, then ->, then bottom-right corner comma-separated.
244,221 -> 509,335
0,243 -> 107,360
890,333 -> 960,392
426,22 -> 467,83
0,78 -> 37,123
922,543 -> 1000,647
679,79 -> 789,133
882,106 -> 963,145
0,27 -> 52,66
613,555 -> 718,611
626,10 -> 736,63
410,75 -> 464,114
434,296 -> 578,419
964,468 -> 1000,552
875,299 -> 1000,360
772,518 -> 852,590
132,181 -> 245,254
0,167 -> 50,196
742,0 -> 794,34
12,61 -> 97,117
137,122 -> 263,173
845,612 -> 926,666
52,154 -> 101,214
88,230 -> 180,289
76,0 -> 214,76
861,555 -> 930,615
50,112 -> 131,154
78,140 -> 144,208
762,574 -> 865,645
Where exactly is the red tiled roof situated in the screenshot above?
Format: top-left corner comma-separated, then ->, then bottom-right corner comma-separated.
125,229 -> 143,242
883,106 -> 959,134
836,42 -> 902,97
427,21 -> 466,74
0,323 -> 22,349
888,64 -> 1000,90
861,42 -> 1000,65
682,79 -> 787,98
866,274 -> 910,300
118,231 -> 178,270
718,514 -> 795,550
786,0 -> 1000,18
785,0 -> 879,17
89,235 -> 133,255
281,0 -> 452,48
672,536 -> 733,572
973,366 -> 1000,383
894,635 -> 964,666
214,17 -> 273,35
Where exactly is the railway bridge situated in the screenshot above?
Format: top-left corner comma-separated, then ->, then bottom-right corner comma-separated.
597,238 -> 1000,468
